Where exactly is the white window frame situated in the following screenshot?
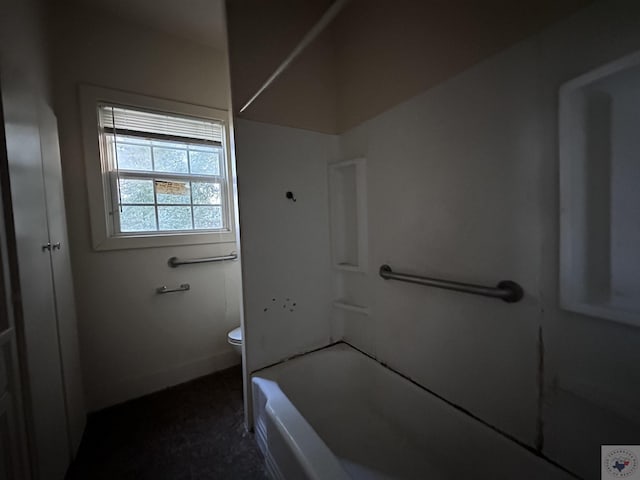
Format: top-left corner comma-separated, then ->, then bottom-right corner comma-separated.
80,85 -> 236,250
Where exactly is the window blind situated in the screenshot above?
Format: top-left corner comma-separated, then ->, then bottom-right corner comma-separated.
98,104 -> 223,145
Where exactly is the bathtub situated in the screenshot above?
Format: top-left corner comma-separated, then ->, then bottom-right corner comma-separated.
252,343 -> 574,480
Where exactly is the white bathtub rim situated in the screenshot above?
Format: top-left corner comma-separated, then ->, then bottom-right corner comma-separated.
252,341 -> 581,480
253,377 -> 351,480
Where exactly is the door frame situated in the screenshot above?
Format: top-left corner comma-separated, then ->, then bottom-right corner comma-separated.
0,70 -> 35,480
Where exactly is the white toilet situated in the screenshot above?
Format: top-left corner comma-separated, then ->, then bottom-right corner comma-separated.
227,326 -> 242,355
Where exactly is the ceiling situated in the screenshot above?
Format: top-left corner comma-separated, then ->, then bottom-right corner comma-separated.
75,0 -> 227,50
226,0 -> 593,133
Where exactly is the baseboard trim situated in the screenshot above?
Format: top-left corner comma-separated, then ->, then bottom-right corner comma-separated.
87,350 -> 241,411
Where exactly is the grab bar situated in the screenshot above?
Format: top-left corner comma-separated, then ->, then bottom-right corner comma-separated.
156,283 -> 190,294
379,264 -> 523,303
168,252 -> 237,268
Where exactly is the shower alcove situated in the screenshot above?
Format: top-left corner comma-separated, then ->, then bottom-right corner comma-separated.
560,51 -> 640,327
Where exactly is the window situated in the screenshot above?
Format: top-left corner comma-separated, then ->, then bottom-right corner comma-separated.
80,86 -> 235,250
100,106 -> 228,234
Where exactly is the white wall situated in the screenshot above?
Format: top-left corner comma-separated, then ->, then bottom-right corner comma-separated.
50,4 -> 242,410
234,119 -> 337,374
336,2 -> 640,478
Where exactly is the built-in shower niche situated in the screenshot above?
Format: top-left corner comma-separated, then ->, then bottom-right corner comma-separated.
328,158 -> 367,272
560,52 -> 640,327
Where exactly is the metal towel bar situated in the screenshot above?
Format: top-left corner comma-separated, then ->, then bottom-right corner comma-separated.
379,264 -> 523,303
168,252 -> 237,268
156,283 -> 190,294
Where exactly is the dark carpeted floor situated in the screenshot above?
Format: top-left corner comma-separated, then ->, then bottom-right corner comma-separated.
66,366 -> 268,480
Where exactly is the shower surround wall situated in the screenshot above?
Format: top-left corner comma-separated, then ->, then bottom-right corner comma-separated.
339,41 -> 543,445
337,5 -> 640,474
230,1 -> 640,479
234,119 -> 338,375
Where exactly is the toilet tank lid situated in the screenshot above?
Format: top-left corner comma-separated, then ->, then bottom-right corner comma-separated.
228,327 -> 242,342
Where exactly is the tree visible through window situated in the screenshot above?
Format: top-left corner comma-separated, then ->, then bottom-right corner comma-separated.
98,105 -> 229,235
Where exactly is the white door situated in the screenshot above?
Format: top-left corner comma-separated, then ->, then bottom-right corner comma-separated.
38,103 -> 86,456
0,66 -> 70,479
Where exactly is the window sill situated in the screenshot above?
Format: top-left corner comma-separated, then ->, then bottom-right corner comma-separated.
93,230 -> 236,251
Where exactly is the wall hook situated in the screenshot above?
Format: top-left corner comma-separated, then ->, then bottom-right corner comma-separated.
286,191 -> 297,202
